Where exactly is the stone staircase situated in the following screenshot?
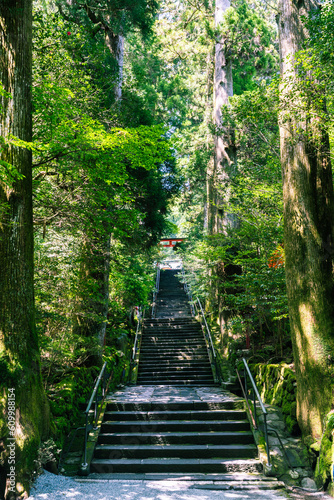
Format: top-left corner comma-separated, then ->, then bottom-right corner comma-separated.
90,386 -> 261,475
137,268 -> 215,385
137,317 -> 215,385
155,268 -> 192,318
89,269 -> 267,477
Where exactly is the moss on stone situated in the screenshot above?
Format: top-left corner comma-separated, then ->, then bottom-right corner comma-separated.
251,362 -> 299,435
314,411 -> 334,490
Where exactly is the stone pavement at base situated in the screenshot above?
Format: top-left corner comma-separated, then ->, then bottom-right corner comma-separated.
29,470 -> 333,500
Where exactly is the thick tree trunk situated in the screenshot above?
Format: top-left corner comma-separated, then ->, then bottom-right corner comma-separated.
73,232 -> 111,365
105,31 -> 124,103
204,46 -> 214,233
278,0 -> 334,440
208,0 -> 237,235
0,1 -> 49,497
206,1 -> 239,319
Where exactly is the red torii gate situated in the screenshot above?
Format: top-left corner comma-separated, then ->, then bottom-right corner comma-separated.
159,238 -> 185,248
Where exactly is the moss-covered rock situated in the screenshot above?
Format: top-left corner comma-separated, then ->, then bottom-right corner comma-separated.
251,363 -> 299,434
314,411 -> 334,491
47,367 -> 99,443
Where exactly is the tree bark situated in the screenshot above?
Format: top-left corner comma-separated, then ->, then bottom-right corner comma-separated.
73,232 -> 111,365
278,0 -> 334,440
204,47 -> 214,233
0,1 -> 49,496
105,30 -> 125,103
208,0 -> 237,235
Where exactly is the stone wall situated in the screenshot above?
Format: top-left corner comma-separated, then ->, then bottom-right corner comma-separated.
313,411 -> 334,494
250,363 -> 298,434
248,362 -> 334,496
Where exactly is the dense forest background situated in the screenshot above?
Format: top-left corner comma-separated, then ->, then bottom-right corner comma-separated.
1,0 -> 334,497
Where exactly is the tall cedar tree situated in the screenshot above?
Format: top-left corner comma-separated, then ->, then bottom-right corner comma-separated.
56,0 -> 160,366
208,0 -> 236,235
278,0 -> 334,439
0,0 -> 49,497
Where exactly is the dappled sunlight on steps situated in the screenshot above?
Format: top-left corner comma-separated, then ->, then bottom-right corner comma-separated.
138,269 -> 215,385
87,271 -> 278,485
90,385 -> 262,475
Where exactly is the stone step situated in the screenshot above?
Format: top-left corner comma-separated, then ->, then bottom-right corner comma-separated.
139,356 -> 209,361
139,359 -> 210,364
138,381 -> 217,386
143,335 -> 203,339
144,317 -> 197,322
138,360 -> 211,367
140,346 -> 207,352
155,311 -> 192,315
137,377 -> 215,384
139,359 -> 210,365
139,359 -> 211,364
142,332 -> 202,337
98,431 -> 254,445
140,347 -> 207,353
142,330 -> 202,335
156,299 -> 188,303
156,302 -> 190,307
192,481 -> 286,491
138,365 -> 212,372
156,303 -> 189,308
137,371 -> 213,379
141,338 -> 204,344
140,344 -> 206,349
77,472 -> 284,488
101,419 -> 251,434
141,337 -> 204,342
138,364 -> 212,370
155,314 -> 193,319
137,375 -> 215,383
140,350 -> 207,355
140,344 -> 206,350
103,410 -> 248,421
94,444 -> 258,460
144,327 -> 199,330
105,401 -> 243,411
144,321 -> 200,324
139,354 -> 208,360
138,367 -> 212,375
139,356 -> 209,362
90,458 -> 263,474
156,294 -> 188,298
141,331 -> 203,337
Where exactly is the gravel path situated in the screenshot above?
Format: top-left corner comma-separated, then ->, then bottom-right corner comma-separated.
28,471 -> 292,500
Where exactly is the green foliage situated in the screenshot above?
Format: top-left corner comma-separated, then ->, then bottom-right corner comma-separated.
108,244 -> 156,316
0,352 -> 24,386
315,410 -> 334,489
33,439 -> 61,478
179,79 -> 288,359
56,0 -> 159,39
0,83 -> 31,186
221,0 -> 279,94
30,1 -> 179,456
47,366 -> 98,440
